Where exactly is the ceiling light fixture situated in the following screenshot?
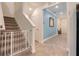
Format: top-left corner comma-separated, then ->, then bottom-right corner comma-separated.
55,5 -> 59,8
29,8 -> 32,11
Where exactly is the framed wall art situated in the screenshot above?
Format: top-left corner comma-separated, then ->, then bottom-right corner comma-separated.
49,17 -> 54,27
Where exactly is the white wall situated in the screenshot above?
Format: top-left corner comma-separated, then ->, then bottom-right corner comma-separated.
61,18 -> 67,34
2,2 -> 14,17
0,3 -> 5,30
31,8 -> 43,43
22,3 -> 48,43
15,3 -> 34,30
15,2 -> 26,30
30,4 -> 51,43
67,2 -> 76,56
58,16 -> 67,34
23,3 -> 36,17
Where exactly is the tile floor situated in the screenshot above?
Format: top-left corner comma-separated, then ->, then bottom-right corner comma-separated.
16,34 -> 68,56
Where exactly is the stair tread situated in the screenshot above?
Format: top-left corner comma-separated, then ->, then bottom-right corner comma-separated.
0,17 -> 26,56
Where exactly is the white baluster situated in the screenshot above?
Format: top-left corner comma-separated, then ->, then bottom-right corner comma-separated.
25,30 -> 27,48
12,32 -> 14,54
11,32 -> 13,56
31,28 -> 35,53
5,32 -> 6,56
2,35 -> 3,56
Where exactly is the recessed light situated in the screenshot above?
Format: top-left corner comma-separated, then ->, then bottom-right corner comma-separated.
55,5 -> 59,8
29,8 -> 32,11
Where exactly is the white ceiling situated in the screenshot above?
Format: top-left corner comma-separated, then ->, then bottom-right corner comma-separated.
23,2 -> 56,8
23,2 -> 55,16
47,2 -> 67,17
23,2 -> 48,8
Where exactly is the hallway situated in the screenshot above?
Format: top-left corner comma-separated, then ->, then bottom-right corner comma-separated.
16,34 -> 67,56
34,34 -> 67,56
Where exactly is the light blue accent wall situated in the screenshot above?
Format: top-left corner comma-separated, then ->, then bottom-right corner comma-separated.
43,9 -> 58,39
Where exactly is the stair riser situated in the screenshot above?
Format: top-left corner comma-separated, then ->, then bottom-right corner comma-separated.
0,17 -> 27,56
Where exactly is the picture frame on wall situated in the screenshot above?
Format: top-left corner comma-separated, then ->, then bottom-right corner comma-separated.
49,17 -> 54,27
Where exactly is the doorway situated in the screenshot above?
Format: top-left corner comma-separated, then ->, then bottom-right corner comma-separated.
76,4 -> 79,56
57,16 -> 67,34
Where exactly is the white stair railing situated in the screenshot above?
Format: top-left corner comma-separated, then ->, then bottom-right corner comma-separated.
0,29 -> 33,56
23,12 -> 36,53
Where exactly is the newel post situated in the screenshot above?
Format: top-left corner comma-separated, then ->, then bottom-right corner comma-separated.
31,27 -> 36,53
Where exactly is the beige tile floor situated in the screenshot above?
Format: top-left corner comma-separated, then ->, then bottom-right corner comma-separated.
32,34 -> 67,56
16,34 -> 68,56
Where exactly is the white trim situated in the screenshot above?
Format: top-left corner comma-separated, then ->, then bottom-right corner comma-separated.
23,12 -> 36,28
42,33 -> 58,43
12,47 -> 30,56
42,2 -> 61,10
67,3 -> 76,56
41,9 -> 44,44
46,9 -> 57,17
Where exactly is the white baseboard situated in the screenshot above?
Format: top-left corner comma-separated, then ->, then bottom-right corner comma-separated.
42,33 -> 58,43
12,47 -> 30,56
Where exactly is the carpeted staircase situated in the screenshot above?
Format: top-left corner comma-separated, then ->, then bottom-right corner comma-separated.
0,17 -> 26,56
4,17 -> 20,31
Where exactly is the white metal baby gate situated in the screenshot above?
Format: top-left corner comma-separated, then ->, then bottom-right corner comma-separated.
0,29 -> 34,56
